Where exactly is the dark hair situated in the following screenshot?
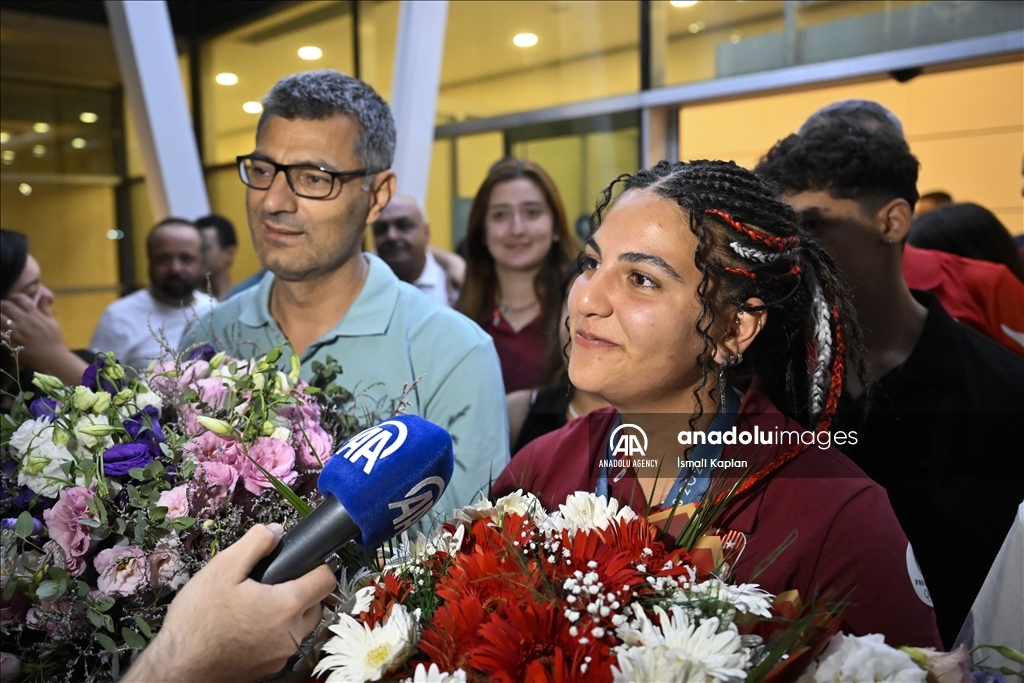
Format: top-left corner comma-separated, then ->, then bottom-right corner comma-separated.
1,229 -> 29,298
919,191 -> 953,206
195,214 -> 238,249
457,158 -> 577,384
799,99 -> 905,137
756,122 -> 920,212
258,70 -> 395,171
594,160 -> 866,474
146,217 -> 202,257
910,203 -> 1024,283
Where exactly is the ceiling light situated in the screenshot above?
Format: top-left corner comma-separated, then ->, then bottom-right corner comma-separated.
0,132 -> 8,144
242,101 -> 263,114
33,122 -> 50,133
298,46 -> 322,60
688,21 -> 706,33
107,229 -> 124,240
670,0 -> 698,6
19,183 -> 32,196
730,32 -> 741,43
215,73 -> 238,85
79,112 -> 99,123
32,144 -> 46,157
1,150 -> 14,163
71,137 -> 87,149
513,33 -> 538,48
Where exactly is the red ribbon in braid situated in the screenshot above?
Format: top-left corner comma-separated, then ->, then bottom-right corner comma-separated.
706,208 -> 801,251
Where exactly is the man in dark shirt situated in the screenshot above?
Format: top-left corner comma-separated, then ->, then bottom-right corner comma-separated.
756,120 -> 1024,647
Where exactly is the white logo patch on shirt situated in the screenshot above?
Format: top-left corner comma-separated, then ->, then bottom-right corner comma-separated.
906,543 -> 933,607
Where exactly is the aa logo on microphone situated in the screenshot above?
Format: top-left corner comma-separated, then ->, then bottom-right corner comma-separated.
609,423 -> 648,458
336,420 -> 408,474
389,476 -> 446,533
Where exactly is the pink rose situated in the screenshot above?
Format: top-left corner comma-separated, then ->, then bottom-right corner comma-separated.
294,421 -> 334,470
148,542 -> 188,592
94,546 -> 149,597
239,437 -> 297,495
279,388 -> 321,424
184,431 -> 242,467
42,540 -> 85,578
42,487 -> 97,576
193,461 -> 239,511
149,359 -> 209,396
195,377 -> 230,411
155,485 -> 189,520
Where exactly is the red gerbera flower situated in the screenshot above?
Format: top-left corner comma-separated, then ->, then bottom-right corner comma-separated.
361,572 -> 413,628
419,595 -> 489,678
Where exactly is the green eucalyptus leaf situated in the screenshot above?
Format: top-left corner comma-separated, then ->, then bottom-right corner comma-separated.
121,627 -> 146,650
14,511 -> 34,538
133,615 -> 153,638
95,633 -> 119,654
93,594 -> 115,612
128,467 -> 148,480
35,580 -> 62,601
170,516 -> 196,531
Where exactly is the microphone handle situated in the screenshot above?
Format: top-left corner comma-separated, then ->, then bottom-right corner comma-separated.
249,496 -> 361,584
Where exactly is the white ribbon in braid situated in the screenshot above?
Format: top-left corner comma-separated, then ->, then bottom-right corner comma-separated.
808,279 -> 833,418
729,241 -> 780,262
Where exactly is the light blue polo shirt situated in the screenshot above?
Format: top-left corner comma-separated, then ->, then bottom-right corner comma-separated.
180,253 -> 510,531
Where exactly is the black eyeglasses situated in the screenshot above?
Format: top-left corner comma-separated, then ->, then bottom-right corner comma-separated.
236,155 -> 380,199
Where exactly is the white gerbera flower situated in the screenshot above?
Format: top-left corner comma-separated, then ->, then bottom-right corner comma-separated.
613,606 -> 749,682
544,492 -> 637,534
680,578 -> 774,619
332,566 -> 376,616
401,662 -> 468,683
314,604 -> 420,682
797,633 -> 926,683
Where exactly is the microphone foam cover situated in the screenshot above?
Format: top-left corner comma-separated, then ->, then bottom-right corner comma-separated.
317,414 -> 454,546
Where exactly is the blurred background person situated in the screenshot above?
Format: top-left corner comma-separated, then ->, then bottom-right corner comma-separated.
372,195 -> 459,305
910,202 -> 1024,283
1,229 -> 91,411
457,158 -> 575,393
90,218 -> 216,371
195,214 -> 239,301
506,269 -> 608,454
915,190 -> 953,215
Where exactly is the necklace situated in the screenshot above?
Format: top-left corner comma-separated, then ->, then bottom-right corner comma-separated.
497,300 -> 539,317
567,398 -> 579,420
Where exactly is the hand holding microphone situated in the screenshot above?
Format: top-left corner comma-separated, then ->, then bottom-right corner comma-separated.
250,414 -> 455,584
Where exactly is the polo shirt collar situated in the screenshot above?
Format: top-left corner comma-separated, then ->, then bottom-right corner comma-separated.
236,253 -> 399,339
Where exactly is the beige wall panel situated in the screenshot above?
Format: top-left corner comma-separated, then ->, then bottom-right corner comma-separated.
129,180 -> 154,286
513,136 -> 585,221
455,132 -> 503,198
51,291 -> 118,349
425,138 -> 453,249
205,167 -> 262,281
906,62 -> 1023,135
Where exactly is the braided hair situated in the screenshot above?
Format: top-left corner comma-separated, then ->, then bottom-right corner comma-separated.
591,160 -> 866,476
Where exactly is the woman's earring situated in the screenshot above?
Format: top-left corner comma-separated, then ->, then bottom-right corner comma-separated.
717,352 -> 743,407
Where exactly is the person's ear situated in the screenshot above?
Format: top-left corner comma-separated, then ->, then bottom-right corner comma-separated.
877,198 -> 913,245
225,245 -> 238,264
714,298 -> 767,365
365,171 -> 397,224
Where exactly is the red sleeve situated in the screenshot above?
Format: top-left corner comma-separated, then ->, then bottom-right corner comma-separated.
984,267 -> 1024,356
810,485 -> 942,648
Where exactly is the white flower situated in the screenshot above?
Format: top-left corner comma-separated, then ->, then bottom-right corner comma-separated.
798,633 -> 926,683
332,565 -> 376,616
314,604 -> 420,682
543,492 -> 638,534
401,663 -> 467,683
270,425 -> 291,442
72,414 -> 113,452
613,606 -> 749,682
13,421 -> 78,497
680,579 -> 774,619
132,383 -> 164,412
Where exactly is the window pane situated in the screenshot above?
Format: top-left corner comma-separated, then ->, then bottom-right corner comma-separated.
440,1 -> 640,122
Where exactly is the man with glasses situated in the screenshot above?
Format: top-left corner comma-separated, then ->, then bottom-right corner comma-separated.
182,70 -> 509,530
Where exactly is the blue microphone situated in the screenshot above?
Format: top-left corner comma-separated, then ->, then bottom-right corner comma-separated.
250,414 -> 454,584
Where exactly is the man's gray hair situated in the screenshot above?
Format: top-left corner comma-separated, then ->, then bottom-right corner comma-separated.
258,70 -> 396,170
799,99 -> 905,139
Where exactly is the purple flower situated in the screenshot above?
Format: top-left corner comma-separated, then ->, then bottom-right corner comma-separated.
124,406 -> 164,458
102,443 -> 153,476
81,354 -> 122,394
28,397 -> 58,421
188,344 -> 217,362
0,517 -> 43,535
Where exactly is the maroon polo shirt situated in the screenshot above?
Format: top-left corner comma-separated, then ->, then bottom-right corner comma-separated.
486,309 -> 548,393
493,388 -> 942,648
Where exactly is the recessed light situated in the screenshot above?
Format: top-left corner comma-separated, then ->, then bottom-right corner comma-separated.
107,229 -> 124,240
670,1 -> 698,7
513,33 -> 538,48
298,46 -> 322,60
79,112 -> 99,123
71,137 -> 87,149
2,150 -> 14,163
19,183 -> 32,196
33,122 -> 50,133
32,144 -> 46,157
215,73 -> 238,85
0,131 -> 9,144
688,21 -> 706,33
242,101 -> 264,114
730,32 -> 741,43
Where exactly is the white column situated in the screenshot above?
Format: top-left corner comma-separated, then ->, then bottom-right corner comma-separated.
390,0 -> 449,207
105,0 -> 210,221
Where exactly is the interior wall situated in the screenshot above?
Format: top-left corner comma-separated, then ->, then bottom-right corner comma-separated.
0,182 -> 119,349
679,60 -> 1024,234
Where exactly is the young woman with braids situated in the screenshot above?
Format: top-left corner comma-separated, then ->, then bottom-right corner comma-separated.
493,160 -> 941,646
